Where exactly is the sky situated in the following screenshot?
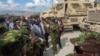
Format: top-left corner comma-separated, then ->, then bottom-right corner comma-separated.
0,0 -> 59,12
0,0 -> 96,12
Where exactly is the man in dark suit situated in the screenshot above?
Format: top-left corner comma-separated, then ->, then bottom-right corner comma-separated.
14,21 -> 21,30
32,16 -> 46,56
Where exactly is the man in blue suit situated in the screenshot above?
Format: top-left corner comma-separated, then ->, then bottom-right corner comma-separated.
32,16 -> 46,56
32,17 -> 45,40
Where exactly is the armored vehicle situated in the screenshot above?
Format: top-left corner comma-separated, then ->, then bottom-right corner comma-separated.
41,0 -> 94,30
80,7 -> 100,33
70,4 -> 100,56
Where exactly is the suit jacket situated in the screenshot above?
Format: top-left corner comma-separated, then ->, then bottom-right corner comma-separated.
28,23 -> 33,31
14,24 -> 20,30
32,22 -> 45,39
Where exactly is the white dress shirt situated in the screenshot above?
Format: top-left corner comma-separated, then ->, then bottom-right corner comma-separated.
9,22 -> 14,30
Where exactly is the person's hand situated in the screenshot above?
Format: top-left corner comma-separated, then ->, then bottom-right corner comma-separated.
33,37 -> 41,43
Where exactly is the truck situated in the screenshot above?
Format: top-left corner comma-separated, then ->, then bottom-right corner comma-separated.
80,7 -> 100,33
70,4 -> 100,56
70,7 -> 100,56
40,0 -> 94,30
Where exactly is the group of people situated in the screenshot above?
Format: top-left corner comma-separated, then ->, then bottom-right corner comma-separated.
4,15 -> 64,56
4,16 -> 26,30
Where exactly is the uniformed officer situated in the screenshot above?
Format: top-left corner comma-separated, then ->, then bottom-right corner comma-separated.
49,19 -> 62,54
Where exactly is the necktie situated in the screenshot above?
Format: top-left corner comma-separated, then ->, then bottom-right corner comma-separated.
38,24 -> 44,38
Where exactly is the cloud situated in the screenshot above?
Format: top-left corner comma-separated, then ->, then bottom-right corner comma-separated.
33,0 -> 41,6
24,0 -> 59,11
26,3 -> 34,8
10,3 -> 20,8
0,0 -> 21,11
7,0 -> 21,10
0,2 -> 8,9
7,0 -> 14,4
0,2 -> 4,8
0,0 -> 60,12
53,0 -> 59,3
26,0 -> 52,8
7,0 -> 20,7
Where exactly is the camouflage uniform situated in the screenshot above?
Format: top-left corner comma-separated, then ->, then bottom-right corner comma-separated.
0,17 -> 8,35
0,18 -> 45,56
21,22 -> 46,56
0,21 -> 29,56
50,21 -> 60,54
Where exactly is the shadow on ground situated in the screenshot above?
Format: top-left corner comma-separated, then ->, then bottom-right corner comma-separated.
43,46 -> 54,56
57,37 -> 69,54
